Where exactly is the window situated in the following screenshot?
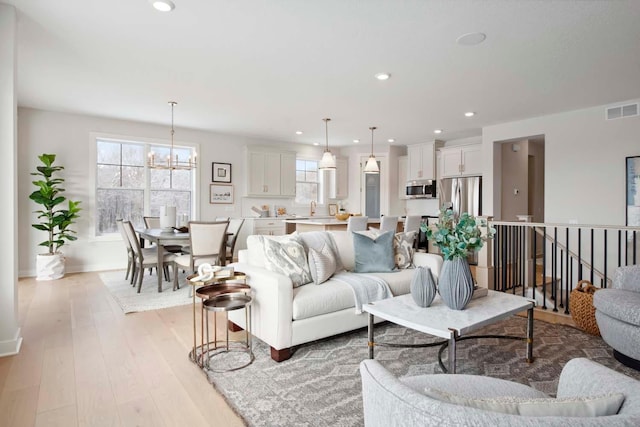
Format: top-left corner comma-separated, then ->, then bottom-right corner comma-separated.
95,138 -> 195,236
295,159 -> 319,205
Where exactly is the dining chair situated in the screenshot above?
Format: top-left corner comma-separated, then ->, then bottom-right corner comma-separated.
116,219 -> 134,281
403,216 -> 422,234
123,220 -> 177,292
347,216 -> 368,232
379,215 -> 398,233
225,218 -> 245,264
215,216 -> 231,222
172,220 -> 229,291
144,216 -> 183,254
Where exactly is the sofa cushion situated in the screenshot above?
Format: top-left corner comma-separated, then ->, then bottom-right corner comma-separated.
367,269 -> 414,296
394,231 -> 417,269
329,230 -> 355,271
308,244 -> 337,285
353,230 -> 395,273
292,278 -> 354,320
261,235 -> 312,287
594,289 -> 640,326
424,388 -> 625,417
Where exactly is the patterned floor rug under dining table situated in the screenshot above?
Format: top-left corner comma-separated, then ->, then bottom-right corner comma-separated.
206,316 -> 640,427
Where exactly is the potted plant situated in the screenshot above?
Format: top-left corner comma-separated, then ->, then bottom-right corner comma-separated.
30,153 -> 81,280
424,206 -> 494,309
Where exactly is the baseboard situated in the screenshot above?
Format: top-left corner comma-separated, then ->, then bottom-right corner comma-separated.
0,327 -> 22,357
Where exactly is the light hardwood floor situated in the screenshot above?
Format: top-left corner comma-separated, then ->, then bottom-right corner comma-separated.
0,272 -> 244,427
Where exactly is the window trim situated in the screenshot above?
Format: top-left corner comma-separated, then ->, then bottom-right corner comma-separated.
89,132 -> 200,241
294,156 -> 326,207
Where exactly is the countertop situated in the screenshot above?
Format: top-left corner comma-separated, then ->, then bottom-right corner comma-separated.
283,218 -> 381,225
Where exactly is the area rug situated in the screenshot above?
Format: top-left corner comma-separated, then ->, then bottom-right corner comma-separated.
99,270 -> 192,313
206,317 -> 640,427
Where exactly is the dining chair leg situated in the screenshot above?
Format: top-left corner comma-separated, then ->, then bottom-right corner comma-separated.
130,263 -> 137,286
125,257 -> 132,281
163,265 -> 170,282
137,263 -> 144,293
172,261 -> 179,291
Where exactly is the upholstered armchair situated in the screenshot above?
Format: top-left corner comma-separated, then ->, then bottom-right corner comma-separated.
594,265 -> 640,368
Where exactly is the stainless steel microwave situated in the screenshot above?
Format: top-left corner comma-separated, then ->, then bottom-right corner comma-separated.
406,179 -> 437,199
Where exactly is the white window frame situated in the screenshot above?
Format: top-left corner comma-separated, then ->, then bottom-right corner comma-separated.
89,132 -> 200,241
295,157 -> 329,206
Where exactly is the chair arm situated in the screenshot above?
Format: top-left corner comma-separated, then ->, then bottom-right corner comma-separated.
556,358 -> 640,402
413,253 -> 443,280
228,262 -> 294,351
613,265 -> 640,293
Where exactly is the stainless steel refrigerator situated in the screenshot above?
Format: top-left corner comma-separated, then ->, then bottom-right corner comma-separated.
438,176 -> 482,264
439,176 -> 482,217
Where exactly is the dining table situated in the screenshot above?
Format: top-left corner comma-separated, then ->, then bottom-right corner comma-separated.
137,228 -> 190,292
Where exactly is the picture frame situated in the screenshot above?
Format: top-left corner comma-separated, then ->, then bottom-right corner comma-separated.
328,203 -> 338,216
210,184 -> 234,204
212,162 -> 232,183
626,155 -> 640,226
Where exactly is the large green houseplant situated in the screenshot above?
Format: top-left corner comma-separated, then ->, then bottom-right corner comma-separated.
30,153 -> 81,280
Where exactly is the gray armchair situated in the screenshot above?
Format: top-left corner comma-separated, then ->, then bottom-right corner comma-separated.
594,265 -> 640,368
360,358 -> 640,426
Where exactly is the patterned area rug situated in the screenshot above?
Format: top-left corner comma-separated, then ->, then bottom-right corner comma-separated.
207,317 -> 640,427
99,270 -> 192,313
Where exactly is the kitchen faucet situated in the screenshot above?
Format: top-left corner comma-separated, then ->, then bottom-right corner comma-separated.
310,201 -> 316,216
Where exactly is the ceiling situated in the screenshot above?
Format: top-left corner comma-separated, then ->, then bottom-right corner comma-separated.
6,0 -> 640,146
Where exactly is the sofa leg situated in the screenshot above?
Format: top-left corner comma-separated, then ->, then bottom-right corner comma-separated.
228,321 -> 243,332
614,349 -> 640,371
270,347 -> 292,362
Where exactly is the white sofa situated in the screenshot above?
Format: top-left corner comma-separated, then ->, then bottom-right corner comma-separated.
229,230 -> 443,362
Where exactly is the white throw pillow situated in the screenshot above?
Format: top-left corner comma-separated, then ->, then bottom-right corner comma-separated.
308,244 -> 337,285
424,388 -> 625,417
394,231 -> 416,269
261,235 -> 312,287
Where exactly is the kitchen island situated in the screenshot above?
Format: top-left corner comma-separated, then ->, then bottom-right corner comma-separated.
284,217 -> 381,233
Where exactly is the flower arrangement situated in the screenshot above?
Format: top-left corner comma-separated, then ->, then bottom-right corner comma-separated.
423,206 -> 494,260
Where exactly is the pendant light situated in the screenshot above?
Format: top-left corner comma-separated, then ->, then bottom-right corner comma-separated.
318,118 -> 336,170
148,101 -> 197,170
364,126 -> 380,174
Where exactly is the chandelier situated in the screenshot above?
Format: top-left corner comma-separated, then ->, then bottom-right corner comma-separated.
364,126 -> 380,174
318,117 -> 337,170
148,101 -> 197,170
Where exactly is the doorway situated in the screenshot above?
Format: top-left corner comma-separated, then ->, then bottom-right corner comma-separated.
360,156 -> 388,218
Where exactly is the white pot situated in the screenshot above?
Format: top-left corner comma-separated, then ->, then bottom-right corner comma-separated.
36,253 -> 65,281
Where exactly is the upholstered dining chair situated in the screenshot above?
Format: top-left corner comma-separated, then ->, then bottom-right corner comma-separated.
379,215 -> 398,233
116,218 -> 134,281
403,216 -> 422,234
172,220 -> 229,291
225,218 -> 245,264
122,220 -> 177,292
347,216 -> 369,232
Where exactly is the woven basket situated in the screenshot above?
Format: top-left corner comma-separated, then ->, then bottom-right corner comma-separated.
569,280 -> 601,336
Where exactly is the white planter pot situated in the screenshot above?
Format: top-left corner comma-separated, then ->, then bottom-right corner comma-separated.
36,253 -> 65,281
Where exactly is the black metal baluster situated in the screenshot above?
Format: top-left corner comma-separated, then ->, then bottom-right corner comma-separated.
532,226 -> 537,300
493,224 -> 498,290
590,229 -> 594,284
603,229 -> 608,288
578,228 -> 582,280
564,227 -> 570,314
618,230 -> 622,268
542,226 -> 547,310
553,227 -> 558,312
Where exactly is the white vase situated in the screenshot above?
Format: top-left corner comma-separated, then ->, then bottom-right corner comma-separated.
36,253 -> 65,281
438,257 -> 474,310
160,206 -> 176,232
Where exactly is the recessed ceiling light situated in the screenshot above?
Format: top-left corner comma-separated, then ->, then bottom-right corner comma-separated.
464,112 -> 475,117
313,142 -> 320,146
434,129 -> 443,134
375,73 -> 391,81
387,138 -> 395,143
353,139 -> 360,143
456,32 -> 486,46
295,131 -> 303,135
150,0 -> 175,12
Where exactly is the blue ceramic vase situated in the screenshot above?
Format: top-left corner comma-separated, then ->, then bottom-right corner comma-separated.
410,266 -> 437,307
438,257 -> 474,310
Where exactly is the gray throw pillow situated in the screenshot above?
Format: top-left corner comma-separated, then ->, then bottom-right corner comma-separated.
353,230 -> 395,273
261,235 -> 312,287
424,388 -> 625,417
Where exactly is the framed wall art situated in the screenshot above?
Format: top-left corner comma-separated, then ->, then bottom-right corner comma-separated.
328,204 -> 338,216
212,162 -> 232,183
210,184 -> 234,204
626,155 -> 640,226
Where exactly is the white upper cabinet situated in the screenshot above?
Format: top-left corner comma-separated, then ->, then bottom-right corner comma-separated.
246,148 -> 296,197
406,141 -> 442,181
439,144 -> 483,178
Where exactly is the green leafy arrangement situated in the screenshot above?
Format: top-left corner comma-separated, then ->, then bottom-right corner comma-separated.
423,206 -> 495,260
30,154 -> 82,255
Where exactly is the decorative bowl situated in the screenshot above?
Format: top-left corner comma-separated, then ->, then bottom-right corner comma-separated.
335,212 -> 350,221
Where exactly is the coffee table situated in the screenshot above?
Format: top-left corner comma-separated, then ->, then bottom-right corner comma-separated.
363,291 -> 535,374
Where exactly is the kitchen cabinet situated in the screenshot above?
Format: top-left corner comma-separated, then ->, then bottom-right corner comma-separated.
407,141 -> 442,181
398,156 -> 408,199
253,219 -> 285,236
439,144 -> 483,178
328,157 -> 348,199
246,149 -> 296,197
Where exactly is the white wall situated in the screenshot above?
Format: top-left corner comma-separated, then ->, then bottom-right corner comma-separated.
17,108 -> 325,276
483,99 -> 640,224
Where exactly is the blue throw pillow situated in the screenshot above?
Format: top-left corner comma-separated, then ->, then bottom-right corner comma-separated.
353,230 -> 395,273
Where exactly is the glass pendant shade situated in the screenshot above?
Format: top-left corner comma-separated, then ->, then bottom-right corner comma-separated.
364,126 -> 380,174
318,118 -> 336,170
